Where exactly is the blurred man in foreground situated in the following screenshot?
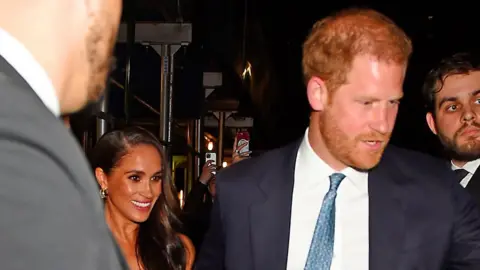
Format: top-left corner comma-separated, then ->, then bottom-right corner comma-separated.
0,0 -> 126,269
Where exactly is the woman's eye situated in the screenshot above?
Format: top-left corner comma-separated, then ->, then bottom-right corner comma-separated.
128,175 -> 140,181
151,176 -> 162,182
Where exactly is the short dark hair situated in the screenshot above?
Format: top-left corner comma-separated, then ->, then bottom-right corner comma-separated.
422,52 -> 480,112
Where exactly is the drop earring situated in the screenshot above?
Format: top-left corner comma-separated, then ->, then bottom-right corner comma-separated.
99,188 -> 108,199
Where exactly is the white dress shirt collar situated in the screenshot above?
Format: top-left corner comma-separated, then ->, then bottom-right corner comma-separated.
297,128 -> 368,190
0,27 -> 59,116
451,158 -> 480,175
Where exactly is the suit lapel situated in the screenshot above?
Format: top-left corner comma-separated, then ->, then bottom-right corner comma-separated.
444,158 -> 480,206
466,169 -> 480,206
369,150 -> 406,270
247,142 -> 408,270
249,141 -> 300,270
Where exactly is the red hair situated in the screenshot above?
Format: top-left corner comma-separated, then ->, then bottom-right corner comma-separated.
302,8 -> 412,91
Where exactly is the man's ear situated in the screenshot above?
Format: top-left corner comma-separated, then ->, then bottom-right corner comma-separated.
94,167 -> 108,190
306,76 -> 329,111
426,112 -> 438,135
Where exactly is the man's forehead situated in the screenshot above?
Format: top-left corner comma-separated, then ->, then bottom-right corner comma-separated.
436,72 -> 480,99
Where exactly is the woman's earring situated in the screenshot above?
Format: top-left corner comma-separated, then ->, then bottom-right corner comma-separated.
99,188 -> 108,199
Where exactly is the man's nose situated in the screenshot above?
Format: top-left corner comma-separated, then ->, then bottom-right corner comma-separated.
462,107 -> 477,123
370,107 -> 390,134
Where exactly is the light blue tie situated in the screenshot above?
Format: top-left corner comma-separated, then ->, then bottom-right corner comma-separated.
304,173 -> 345,270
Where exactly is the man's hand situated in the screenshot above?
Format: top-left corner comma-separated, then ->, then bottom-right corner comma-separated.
199,161 -> 216,185
232,151 -> 251,164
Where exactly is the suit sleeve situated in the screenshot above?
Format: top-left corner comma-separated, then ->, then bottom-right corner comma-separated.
0,138 -> 105,270
195,182 -> 225,270
448,180 -> 480,269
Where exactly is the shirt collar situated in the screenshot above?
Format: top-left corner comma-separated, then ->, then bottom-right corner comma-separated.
297,128 -> 369,190
0,27 -> 59,116
451,158 -> 480,175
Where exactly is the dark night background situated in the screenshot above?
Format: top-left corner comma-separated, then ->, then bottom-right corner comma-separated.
76,0 -> 479,158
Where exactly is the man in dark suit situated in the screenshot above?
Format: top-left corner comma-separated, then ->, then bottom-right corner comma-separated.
424,52 -> 480,206
196,8 -> 480,270
0,1 -> 126,269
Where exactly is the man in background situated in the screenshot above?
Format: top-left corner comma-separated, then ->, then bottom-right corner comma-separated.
424,52 -> 480,205
0,0 -> 126,269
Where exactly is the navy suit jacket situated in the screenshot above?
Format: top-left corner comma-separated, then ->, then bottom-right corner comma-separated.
196,140 -> 480,270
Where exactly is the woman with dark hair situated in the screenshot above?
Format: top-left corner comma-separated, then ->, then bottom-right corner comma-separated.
89,126 -> 194,269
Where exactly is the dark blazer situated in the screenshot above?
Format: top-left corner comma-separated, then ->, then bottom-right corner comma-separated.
0,57 -> 127,269
196,140 -> 480,270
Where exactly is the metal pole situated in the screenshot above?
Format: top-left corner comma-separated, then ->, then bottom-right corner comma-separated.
194,118 -> 203,179
186,120 -> 195,192
168,47 -> 175,149
124,5 -> 135,125
96,91 -> 109,140
218,112 -> 225,166
159,44 -> 172,154
82,130 -> 89,152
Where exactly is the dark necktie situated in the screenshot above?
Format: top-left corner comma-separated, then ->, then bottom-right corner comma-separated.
454,169 -> 469,183
304,173 -> 345,270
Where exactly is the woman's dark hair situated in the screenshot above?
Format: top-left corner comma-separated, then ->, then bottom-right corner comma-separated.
88,126 -> 185,270
422,52 -> 480,113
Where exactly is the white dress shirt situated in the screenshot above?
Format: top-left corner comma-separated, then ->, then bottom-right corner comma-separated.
286,129 -> 369,270
451,158 -> 480,188
0,27 -> 59,116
